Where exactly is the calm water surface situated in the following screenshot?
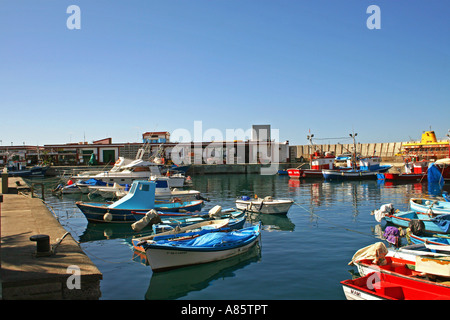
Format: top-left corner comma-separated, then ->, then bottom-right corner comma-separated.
27,174 -> 449,300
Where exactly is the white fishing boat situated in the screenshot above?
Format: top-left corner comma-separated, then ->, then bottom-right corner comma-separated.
140,224 -> 261,272
235,196 -> 293,214
88,176 -> 200,201
72,152 -> 185,188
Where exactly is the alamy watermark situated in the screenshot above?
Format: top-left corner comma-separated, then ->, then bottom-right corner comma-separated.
167,121 -> 282,175
66,5 -> 381,31
66,265 -> 81,290
66,5 -> 81,30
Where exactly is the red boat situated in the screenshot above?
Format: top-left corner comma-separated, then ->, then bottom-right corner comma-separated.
341,271 -> 450,300
354,256 -> 450,287
287,151 -> 342,179
379,160 -> 428,182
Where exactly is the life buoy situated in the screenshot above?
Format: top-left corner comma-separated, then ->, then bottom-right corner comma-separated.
114,159 -> 121,165
103,212 -> 113,222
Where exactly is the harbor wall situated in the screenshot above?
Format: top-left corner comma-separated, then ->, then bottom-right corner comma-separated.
289,142 -> 404,162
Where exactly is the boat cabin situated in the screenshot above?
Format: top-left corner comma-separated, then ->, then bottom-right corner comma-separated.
310,151 -> 336,170
108,180 -> 156,210
151,177 -> 172,196
311,157 -> 336,170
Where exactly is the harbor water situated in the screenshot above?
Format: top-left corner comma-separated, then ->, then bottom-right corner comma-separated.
25,174 -> 449,300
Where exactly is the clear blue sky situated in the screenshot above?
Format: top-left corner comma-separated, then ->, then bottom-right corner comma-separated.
1,0 -> 449,146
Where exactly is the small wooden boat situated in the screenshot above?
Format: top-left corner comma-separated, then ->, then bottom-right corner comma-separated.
346,242 -> 450,300
140,224 -> 261,272
354,255 -> 450,284
387,243 -> 450,262
384,211 -> 450,234
341,271 -> 450,300
410,198 -> 450,215
132,218 -> 235,252
151,209 -> 245,233
235,196 -> 293,214
409,233 -> 450,246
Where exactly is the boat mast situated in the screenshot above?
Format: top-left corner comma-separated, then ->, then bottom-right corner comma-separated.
307,132 -> 315,161
349,131 -> 358,169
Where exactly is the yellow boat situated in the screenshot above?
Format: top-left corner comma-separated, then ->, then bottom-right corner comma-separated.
398,130 -> 449,160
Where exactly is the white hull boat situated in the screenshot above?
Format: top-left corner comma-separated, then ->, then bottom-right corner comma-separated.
141,224 -> 261,272
72,156 -> 185,187
235,196 -> 293,214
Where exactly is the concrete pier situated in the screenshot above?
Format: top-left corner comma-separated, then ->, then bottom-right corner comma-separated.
1,177 -> 102,300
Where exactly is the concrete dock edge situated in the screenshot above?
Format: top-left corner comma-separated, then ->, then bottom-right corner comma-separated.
1,177 -> 102,300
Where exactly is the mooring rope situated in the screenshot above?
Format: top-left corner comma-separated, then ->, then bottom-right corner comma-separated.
292,200 -> 378,238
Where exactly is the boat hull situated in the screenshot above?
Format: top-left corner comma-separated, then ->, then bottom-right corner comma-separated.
384,211 -> 450,234
235,199 -> 293,214
342,271 -> 450,300
379,172 -> 426,181
409,234 -> 450,246
323,170 -> 377,180
75,200 -> 204,223
287,168 -> 325,179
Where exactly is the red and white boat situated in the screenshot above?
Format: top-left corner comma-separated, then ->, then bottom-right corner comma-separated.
380,160 -> 428,182
341,271 -> 450,300
287,151 -> 338,179
344,242 -> 450,300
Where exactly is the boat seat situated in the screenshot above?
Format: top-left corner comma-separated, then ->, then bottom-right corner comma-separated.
375,283 -> 404,299
393,264 -> 413,275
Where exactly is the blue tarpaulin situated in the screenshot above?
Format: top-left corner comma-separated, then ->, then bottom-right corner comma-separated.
428,163 -> 444,196
432,214 -> 450,233
153,225 -> 259,249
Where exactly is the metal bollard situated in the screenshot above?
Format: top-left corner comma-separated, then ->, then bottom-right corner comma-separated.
30,234 -> 52,257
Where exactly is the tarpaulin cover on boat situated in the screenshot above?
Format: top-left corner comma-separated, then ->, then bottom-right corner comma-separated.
427,163 -> 444,186
348,242 -> 388,266
84,179 -> 108,186
432,214 -> 450,233
154,226 -> 258,248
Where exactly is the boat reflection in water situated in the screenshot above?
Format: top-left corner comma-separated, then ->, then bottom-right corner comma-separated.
140,243 -> 261,300
78,222 -> 153,243
247,212 -> 295,232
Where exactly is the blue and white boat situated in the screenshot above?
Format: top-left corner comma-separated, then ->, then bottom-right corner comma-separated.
384,211 -> 450,234
152,209 -> 246,233
323,156 -> 392,180
410,198 -> 450,215
409,233 -> 450,246
139,224 -> 261,272
75,180 -> 203,223
132,213 -> 247,251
